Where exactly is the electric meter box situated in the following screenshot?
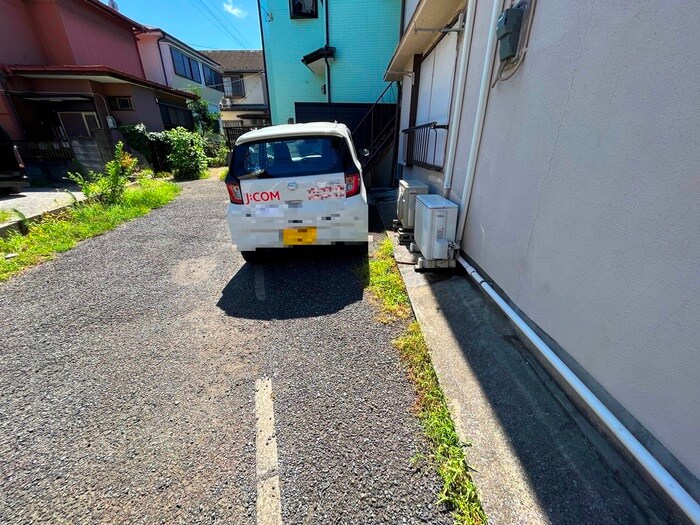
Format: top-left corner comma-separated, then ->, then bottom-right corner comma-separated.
396,179 -> 429,229
414,194 -> 459,261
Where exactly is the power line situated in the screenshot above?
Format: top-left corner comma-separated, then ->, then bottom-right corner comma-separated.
204,0 -> 254,48
194,0 -> 254,49
185,0 -> 248,48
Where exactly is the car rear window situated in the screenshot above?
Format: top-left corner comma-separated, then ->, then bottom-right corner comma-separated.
231,135 -> 353,179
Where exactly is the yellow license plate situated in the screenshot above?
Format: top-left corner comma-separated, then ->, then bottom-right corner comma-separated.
283,227 -> 317,245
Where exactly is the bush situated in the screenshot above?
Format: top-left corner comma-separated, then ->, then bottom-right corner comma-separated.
118,124 -> 210,179
68,141 -> 135,204
135,168 -> 154,179
118,123 -> 150,156
208,141 -> 230,168
155,171 -> 172,179
118,124 -> 169,171
164,127 -> 208,180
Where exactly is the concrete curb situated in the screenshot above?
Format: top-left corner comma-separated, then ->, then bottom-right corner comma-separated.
0,180 -> 151,240
372,197 -> 672,524
0,195 -> 86,239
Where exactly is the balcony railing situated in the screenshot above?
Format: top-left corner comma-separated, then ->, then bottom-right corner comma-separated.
223,126 -> 259,149
402,122 -> 448,171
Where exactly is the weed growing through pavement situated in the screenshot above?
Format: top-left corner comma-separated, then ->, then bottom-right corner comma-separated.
394,322 -> 487,525
366,237 -> 487,525
0,209 -> 13,223
0,179 -> 180,281
367,238 -> 411,322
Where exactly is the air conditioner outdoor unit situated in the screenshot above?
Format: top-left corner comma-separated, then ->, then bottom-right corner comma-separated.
413,194 -> 458,270
396,179 -> 429,230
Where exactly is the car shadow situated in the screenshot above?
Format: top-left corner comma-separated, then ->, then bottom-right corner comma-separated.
217,245 -> 369,320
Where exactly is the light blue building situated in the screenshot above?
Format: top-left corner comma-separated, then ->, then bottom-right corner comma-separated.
258,0 -> 401,126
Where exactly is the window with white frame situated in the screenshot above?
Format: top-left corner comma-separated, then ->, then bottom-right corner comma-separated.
224,75 -> 245,98
107,96 -> 134,111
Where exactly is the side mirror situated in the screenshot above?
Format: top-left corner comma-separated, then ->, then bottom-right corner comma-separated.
359,148 -> 370,158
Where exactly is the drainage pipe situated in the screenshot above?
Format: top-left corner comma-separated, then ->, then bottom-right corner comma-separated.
442,0 -> 477,197
455,0 -> 503,243
457,256 -> 700,523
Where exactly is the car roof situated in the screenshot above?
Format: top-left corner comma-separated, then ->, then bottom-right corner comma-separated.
235,122 -> 351,145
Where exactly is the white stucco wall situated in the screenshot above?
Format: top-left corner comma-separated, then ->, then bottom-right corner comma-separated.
235,72 -> 266,106
452,0 -> 700,483
135,33 -> 166,85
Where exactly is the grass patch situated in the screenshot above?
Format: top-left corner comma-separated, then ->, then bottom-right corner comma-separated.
367,238 -> 411,321
0,179 -> 180,281
218,167 -> 229,181
394,322 -> 487,524
367,236 -> 486,524
0,209 -> 13,223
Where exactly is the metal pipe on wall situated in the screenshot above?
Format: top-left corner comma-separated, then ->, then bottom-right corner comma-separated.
458,256 -> 700,523
442,0 -> 477,197
455,0 -> 503,244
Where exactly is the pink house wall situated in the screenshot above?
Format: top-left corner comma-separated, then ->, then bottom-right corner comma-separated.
0,0 -> 47,64
56,0 -> 144,76
2,0 -> 144,76
136,33 -> 167,85
21,1 -> 75,65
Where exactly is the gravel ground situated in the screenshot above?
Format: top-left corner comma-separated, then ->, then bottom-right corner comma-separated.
0,177 -> 450,524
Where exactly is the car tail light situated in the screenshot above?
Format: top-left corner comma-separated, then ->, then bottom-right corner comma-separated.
13,146 -> 25,170
345,170 -> 361,197
226,180 -> 243,204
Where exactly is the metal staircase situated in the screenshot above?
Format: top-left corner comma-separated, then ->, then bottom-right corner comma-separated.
352,82 -> 398,187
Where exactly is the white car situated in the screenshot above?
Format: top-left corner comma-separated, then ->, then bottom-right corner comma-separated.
225,122 -> 369,262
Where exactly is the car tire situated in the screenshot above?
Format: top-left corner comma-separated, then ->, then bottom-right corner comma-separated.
241,250 -> 264,264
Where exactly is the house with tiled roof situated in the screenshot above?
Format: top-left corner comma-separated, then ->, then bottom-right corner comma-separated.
0,0 -> 197,175
199,50 -> 269,144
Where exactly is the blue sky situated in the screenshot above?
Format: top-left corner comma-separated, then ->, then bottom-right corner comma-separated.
106,0 -> 262,50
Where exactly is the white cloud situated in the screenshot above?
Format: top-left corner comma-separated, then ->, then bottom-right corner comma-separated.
223,1 -> 247,18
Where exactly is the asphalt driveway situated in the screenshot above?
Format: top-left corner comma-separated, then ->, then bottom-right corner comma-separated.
0,177 -> 450,524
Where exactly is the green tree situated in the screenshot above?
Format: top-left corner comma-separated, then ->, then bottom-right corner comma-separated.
187,87 -> 220,133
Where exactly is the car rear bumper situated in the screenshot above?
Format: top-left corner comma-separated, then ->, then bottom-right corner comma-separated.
226,199 -> 368,251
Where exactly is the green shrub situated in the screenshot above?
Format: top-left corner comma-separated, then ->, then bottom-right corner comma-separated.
136,168 -> 154,180
68,141 -> 135,204
118,123 -> 150,157
208,141 -> 230,167
118,124 -> 169,169
164,127 -> 208,180
154,171 -> 172,179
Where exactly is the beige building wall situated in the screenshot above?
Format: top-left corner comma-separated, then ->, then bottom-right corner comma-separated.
450,0 -> 700,487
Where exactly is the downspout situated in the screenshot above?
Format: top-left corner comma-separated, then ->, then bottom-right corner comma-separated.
458,257 -> 700,524
157,35 -> 168,86
441,0 -> 477,197
455,0 -> 503,244
324,0 -> 331,103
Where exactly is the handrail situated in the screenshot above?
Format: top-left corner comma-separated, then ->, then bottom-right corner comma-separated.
402,121 -> 449,171
401,121 -> 448,133
352,81 -> 396,135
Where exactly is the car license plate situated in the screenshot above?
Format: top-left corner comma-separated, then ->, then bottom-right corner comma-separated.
283,227 -> 317,245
